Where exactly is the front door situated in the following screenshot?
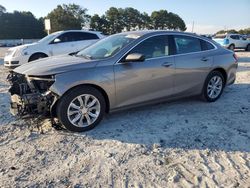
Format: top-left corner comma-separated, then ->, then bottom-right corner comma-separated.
114,35 -> 175,108
49,32 -> 77,55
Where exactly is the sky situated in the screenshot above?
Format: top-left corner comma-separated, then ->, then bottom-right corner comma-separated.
0,0 -> 249,34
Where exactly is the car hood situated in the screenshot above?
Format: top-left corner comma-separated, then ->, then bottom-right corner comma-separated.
14,55 -> 95,76
9,43 -> 38,51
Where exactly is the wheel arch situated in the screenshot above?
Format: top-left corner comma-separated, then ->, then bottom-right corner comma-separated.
209,67 -> 227,84
28,52 -> 48,62
51,83 -> 110,117
229,43 -> 235,48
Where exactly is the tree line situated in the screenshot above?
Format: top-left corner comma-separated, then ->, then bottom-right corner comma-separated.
0,3 -> 187,39
89,7 -> 186,34
216,28 -> 250,35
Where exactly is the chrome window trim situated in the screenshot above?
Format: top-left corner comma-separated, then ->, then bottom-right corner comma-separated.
116,32 -> 218,64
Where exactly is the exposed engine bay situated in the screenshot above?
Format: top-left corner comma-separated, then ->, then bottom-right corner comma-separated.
7,71 -> 57,118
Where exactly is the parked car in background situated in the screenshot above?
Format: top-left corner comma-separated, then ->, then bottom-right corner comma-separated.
213,33 -> 250,51
8,31 -> 238,132
4,30 -> 105,68
200,34 -> 212,39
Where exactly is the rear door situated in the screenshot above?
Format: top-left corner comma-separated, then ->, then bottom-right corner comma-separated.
173,35 -> 214,96
114,35 -> 175,108
230,35 -> 241,48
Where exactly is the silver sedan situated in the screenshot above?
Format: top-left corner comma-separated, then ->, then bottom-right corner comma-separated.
8,31 -> 238,132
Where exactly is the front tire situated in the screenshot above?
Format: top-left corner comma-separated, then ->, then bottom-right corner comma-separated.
202,71 -> 225,102
246,44 -> 250,52
228,44 -> 235,51
56,86 -> 106,132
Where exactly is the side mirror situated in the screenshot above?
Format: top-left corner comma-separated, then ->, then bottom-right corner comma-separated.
123,53 -> 145,62
53,38 -> 61,43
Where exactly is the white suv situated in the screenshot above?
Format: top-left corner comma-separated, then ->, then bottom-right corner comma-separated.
213,34 -> 250,51
4,30 -> 105,68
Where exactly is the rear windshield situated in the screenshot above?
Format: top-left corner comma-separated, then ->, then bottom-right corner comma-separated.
214,35 -> 226,39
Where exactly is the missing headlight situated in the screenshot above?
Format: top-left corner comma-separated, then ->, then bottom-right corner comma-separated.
27,75 -> 55,92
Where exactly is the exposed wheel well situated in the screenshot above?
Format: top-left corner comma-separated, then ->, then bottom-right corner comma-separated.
211,68 -> 227,84
51,84 -> 110,117
28,52 -> 48,62
228,43 -> 235,49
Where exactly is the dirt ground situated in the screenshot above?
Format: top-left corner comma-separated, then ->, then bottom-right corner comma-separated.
0,48 -> 249,187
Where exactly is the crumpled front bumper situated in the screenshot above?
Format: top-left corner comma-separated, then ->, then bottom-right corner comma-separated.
7,72 -> 57,118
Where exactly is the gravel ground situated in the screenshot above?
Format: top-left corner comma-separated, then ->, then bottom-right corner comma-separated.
0,49 -> 249,187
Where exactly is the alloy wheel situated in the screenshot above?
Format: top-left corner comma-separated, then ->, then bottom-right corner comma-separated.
207,76 -> 223,99
67,94 -> 101,127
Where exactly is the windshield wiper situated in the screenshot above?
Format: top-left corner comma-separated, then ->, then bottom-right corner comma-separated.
80,54 -> 92,60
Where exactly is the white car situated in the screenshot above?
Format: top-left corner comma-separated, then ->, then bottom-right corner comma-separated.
213,34 -> 250,51
4,30 -> 105,68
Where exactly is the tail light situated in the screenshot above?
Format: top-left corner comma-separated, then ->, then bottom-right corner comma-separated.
233,53 -> 238,63
223,38 -> 229,45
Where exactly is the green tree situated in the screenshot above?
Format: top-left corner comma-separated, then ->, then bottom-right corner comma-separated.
238,28 -> 250,35
122,7 -> 141,31
216,30 -> 226,34
62,4 -> 90,25
151,10 -> 186,31
46,4 -> 89,32
168,12 -> 186,31
105,7 -> 124,34
216,29 -> 239,34
151,10 -> 169,29
138,12 -> 152,29
227,29 -> 238,34
0,11 -> 46,39
90,14 -> 109,34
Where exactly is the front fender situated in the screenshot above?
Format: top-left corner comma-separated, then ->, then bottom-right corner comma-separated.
49,66 -> 116,108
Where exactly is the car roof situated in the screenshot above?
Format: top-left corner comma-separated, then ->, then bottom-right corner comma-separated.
53,30 -> 103,35
116,30 -> 201,37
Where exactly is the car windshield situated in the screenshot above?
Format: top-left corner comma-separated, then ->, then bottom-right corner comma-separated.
76,33 -> 141,60
38,32 -> 61,43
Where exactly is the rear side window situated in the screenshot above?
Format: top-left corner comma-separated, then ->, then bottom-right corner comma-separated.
174,35 -> 201,54
200,40 -> 215,51
74,32 -> 99,41
230,35 -> 240,40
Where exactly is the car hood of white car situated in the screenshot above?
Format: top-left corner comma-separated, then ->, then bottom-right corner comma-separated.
8,43 -> 38,52
13,55 -> 95,76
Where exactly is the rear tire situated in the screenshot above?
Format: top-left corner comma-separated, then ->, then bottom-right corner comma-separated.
56,86 -> 106,132
28,53 -> 47,62
228,44 -> 235,51
202,71 -> 225,102
246,44 -> 250,51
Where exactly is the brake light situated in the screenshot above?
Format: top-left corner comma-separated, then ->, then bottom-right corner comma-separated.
233,53 -> 238,63
223,38 -> 229,45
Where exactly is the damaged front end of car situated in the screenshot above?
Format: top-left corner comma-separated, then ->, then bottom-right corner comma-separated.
7,71 -> 57,118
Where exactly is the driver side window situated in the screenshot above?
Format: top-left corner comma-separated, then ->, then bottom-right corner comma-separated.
52,32 -> 75,44
129,35 -> 169,59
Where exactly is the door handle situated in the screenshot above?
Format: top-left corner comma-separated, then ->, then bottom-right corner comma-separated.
162,62 -> 173,67
201,57 -> 209,62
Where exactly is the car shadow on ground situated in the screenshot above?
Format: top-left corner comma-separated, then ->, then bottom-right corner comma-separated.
82,83 -> 250,153
0,81 -> 249,153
